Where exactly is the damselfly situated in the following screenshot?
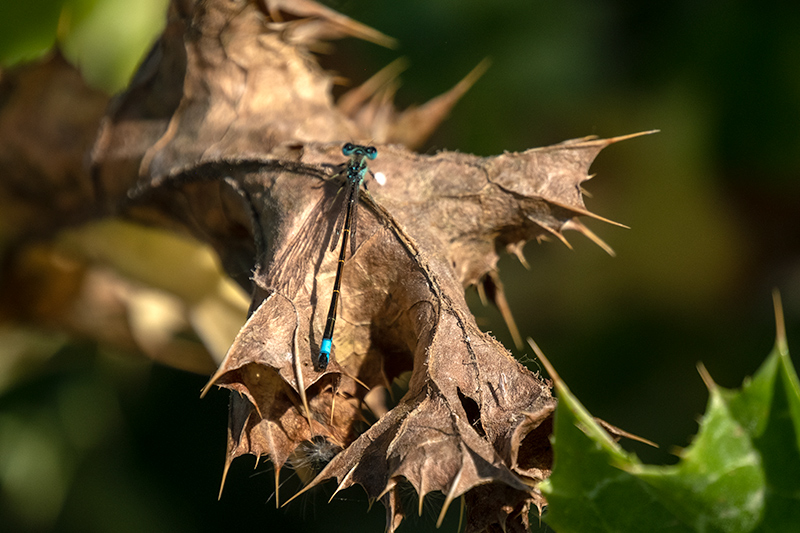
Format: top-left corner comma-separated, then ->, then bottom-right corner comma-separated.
318,143 -> 377,370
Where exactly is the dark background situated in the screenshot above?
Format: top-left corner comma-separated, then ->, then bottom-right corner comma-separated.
1,0 -> 799,531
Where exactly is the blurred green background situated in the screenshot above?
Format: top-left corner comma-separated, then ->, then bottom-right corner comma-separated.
1,0 -> 799,531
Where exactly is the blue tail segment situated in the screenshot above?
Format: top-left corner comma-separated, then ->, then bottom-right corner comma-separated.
318,338 -> 332,369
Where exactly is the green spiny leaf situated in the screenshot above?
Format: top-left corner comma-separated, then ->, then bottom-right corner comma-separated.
537,357 -> 690,532
723,337 -> 800,531
635,383 -> 764,532
537,303 -> 800,533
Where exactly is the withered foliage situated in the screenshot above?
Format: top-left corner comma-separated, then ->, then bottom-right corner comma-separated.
0,0 -> 648,531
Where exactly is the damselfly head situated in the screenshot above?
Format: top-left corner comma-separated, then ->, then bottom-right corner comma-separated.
341,143 -> 378,160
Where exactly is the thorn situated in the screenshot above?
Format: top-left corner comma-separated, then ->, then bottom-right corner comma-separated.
696,362 -> 716,391
562,219 -> 616,256
437,466 -> 464,528
375,477 -> 398,501
529,337 -> 626,451
507,241 -> 530,269
292,334 -> 314,432
218,456 -> 232,500
485,271 -> 523,349
391,58 -> 491,150
329,463 -> 359,503
772,289 -> 789,356
340,368 -> 371,391
338,57 -> 410,115
283,460 -> 349,508
281,487 -> 305,508
603,129 -> 660,144
548,198 -> 629,229
330,375 -> 340,426
266,0 -> 397,48
565,130 -> 659,147
476,279 -> 488,306
532,218 -> 573,250
458,494 -> 465,533
499,513 -> 508,533
371,496 -> 380,512
527,338 -> 561,384
274,466 -> 281,509
250,391 -> 264,419
200,368 -> 224,398
594,418 -> 658,448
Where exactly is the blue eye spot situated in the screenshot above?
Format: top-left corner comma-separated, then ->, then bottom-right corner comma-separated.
366,146 -> 377,160
342,142 -> 355,156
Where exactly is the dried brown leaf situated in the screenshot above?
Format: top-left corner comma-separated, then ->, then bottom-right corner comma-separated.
0,52 -> 108,236
86,0 -> 653,529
